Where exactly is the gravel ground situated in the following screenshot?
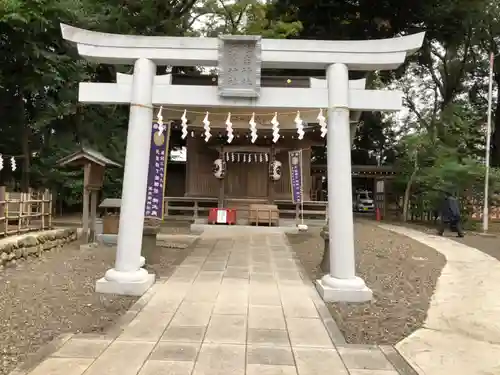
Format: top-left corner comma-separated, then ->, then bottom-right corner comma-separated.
0,235 -> 194,375
286,220 -> 446,345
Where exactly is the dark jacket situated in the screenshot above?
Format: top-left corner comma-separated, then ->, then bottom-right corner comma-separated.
440,196 -> 461,222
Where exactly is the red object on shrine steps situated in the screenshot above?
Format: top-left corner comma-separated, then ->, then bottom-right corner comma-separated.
208,208 -> 236,225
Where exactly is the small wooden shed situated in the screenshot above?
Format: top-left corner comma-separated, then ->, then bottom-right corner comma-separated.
99,198 -> 121,234
57,147 -> 121,242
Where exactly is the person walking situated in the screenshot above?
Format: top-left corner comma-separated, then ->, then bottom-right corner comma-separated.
437,191 -> 464,237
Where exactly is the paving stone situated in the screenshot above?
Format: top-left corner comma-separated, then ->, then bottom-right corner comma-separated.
150,342 -> 200,361
273,260 -> 297,269
246,364 -> 297,375
202,262 -> 227,271
293,347 -> 349,375
196,271 -> 224,282
192,343 -> 245,375
183,256 -> 207,266
247,329 -> 290,346
248,305 -> 286,329
250,273 -> 276,282
161,326 -> 207,343
249,287 -> 281,306
117,311 -> 173,342
220,278 -> 249,290
169,266 -> 201,282
247,345 -> 295,366
337,346 -> 396,371
27,358 -> 93,375
138,360 -> 194,375
52,338 -> 110,358
170,302 -> 214,327
348,370 -> 400,375
204,314 -> 246,344
141,294 -> 184,313
251,256 -> 272,265
83,341 -> 156,375
281,299 -> 319,318
224,267 -> 250,279
286,318 -> 333,348
276,270 -> 302,281
184,283 -> 220,302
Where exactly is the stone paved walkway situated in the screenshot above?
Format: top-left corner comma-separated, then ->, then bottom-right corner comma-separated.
19,232 -> 414,375
381,225 -> 500,375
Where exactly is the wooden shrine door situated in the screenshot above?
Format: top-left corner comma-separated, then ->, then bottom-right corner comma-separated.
225,160 -> 268,199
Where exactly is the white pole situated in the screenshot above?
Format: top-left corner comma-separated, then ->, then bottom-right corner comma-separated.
483,52 -> 494,233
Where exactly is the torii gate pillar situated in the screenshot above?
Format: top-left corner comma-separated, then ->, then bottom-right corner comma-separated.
316,63 -> 372,302
96,58 -> 156,295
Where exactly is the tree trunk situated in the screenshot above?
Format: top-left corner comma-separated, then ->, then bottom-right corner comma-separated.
21,121 -> 31,193
16,95 -> 30,193
402,175 -> 414,222
491,74 -> 500,166
402,155 -> 418,222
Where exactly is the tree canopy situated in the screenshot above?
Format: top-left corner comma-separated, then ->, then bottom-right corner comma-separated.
0,0 -> 498,220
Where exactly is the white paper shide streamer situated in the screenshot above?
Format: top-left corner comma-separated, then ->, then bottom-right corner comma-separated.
156,106 -> 165,135
203,112 -> 211,142
294,111 -> 304,140
10,157 -> 16,171
249,113 -> 257,143
180,110 -> 188,139
225,112 -> 234,143
317,109 -> 327,138
0,154 -> 3,171
271,112 -> 280,143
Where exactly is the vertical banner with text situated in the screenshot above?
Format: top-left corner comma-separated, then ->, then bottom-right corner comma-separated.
288,150 -> 303,204
145,123 -> 168,219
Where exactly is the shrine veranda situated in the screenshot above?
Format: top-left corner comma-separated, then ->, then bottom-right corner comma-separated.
60,24 -> 425,302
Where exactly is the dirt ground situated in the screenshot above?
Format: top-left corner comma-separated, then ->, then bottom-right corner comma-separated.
286,221 -> 446,345
0,236 -> 194,375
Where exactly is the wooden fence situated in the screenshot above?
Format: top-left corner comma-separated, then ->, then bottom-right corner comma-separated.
163,197 -> 328,222
0,187 -> 53,237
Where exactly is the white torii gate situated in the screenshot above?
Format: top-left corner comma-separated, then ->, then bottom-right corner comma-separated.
60,24 -> 424,301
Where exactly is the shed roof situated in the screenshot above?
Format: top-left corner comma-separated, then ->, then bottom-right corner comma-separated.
99,198 -> 121,208
57,147 -> 121,167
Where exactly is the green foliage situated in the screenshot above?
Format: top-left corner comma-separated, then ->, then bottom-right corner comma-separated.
0,0 -> 498,222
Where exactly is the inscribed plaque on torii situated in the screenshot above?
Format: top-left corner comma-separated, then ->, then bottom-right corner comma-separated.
217,35 -> 262,98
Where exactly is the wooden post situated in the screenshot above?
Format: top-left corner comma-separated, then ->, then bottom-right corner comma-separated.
89,189 -> 98,242
27,190 -> 31,230
82,163 -> 90,241
41,190 -> 45,230
48,190 -> 53,229
0,186 -> 5,236
18,192 -> 23,233
82,187 -> 89,240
